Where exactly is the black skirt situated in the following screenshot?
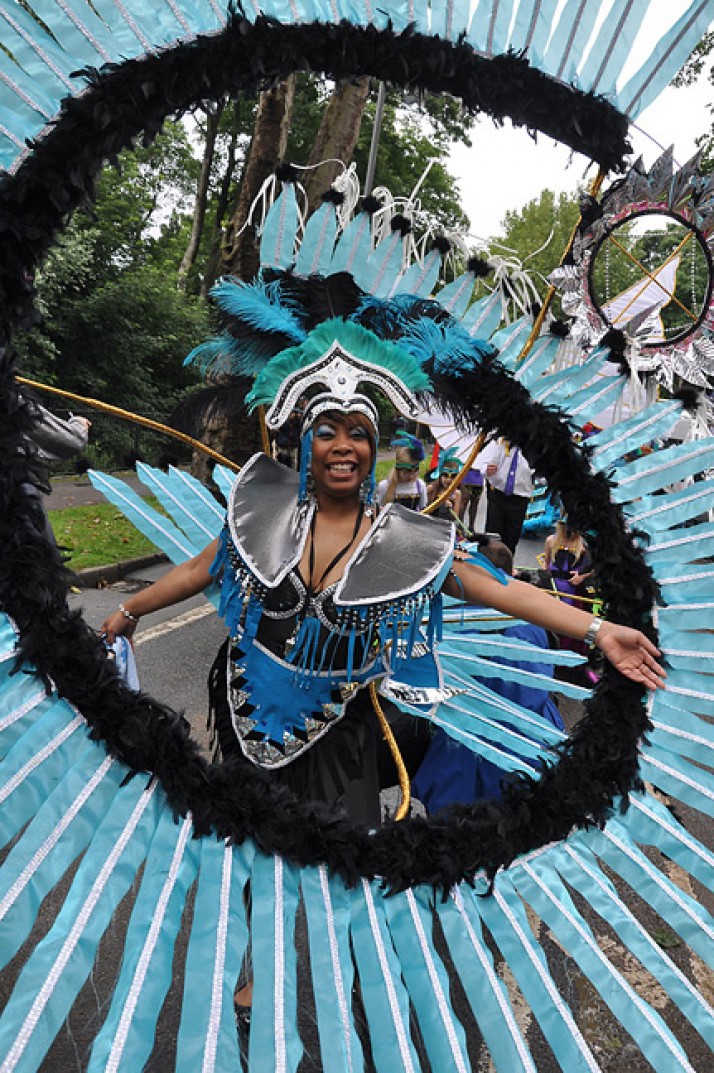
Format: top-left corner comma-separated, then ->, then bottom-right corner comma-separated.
208,638 -> 383,826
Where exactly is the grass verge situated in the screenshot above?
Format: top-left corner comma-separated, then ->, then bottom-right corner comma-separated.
49,502 -> 162,572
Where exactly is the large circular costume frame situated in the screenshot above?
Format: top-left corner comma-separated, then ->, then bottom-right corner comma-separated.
0,13 -> 660,891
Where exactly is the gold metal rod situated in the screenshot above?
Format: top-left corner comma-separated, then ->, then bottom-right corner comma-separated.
423,430 -> 488,515
16,376 -> 241,472
606,229 -> 697,323
369,681 -> 411,821
517,168 -> 608,364
258,405 -> 272,456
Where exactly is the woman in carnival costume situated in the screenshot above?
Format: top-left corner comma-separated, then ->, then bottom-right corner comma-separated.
376,430 -> 428,511
426,446 -> 464,521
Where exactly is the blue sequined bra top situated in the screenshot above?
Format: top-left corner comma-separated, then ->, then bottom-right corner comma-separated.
209,453 -> 456,769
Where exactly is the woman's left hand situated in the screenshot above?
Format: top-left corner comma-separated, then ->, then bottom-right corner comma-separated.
594,622 -> 666,690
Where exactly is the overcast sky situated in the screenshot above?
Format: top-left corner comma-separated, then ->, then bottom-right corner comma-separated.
449,68 -> 713,242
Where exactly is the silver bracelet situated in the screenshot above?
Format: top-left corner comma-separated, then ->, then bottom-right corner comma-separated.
118,603 -> 140,624
583,616 -> 604,647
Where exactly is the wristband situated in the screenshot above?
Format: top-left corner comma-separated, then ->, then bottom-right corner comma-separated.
118,603 -> 140,624
583,616 -> 603,647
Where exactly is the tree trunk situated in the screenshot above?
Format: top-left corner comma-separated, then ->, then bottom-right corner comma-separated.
177,101 -> 224,293
222,77 -> 296,281
301,78 -> 371,217
201,103 -> 243,297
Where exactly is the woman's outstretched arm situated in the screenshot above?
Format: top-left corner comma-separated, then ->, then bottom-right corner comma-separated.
444,560 -> 665,691
100,537 -> 220,643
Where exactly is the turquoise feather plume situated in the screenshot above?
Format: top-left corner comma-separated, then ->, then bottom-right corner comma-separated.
211,277 -> 307,344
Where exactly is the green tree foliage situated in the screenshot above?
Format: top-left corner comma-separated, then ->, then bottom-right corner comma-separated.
495,189 -> 580,292
13,83 -> 475,467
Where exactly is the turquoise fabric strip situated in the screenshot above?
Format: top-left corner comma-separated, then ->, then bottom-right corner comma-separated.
642,521 -> 714,567
260,183 -> 299,271
349,877 -> 420,1073
461,290 -> 502,338
295,201 -> 338,277
649,701 -> 714,762
656,602 -> 714,632
16,0 -> 117,66
438,886 -> 537,1072
175,838 -> 254,1073
0,10 -> 73,107
0,776 -> 161,1072
556,837 -> 714,1045
488,318 -> 533,371
212,464 -> 237,502
585,819 -> 714,965
512,852 -> 696,1072
617,0 -> 714,119
329,211 -> 374,277
638,750 -> 714,818
483,0 -> 516,55
0,745 -> 121,971
439,678 -> 567,749
88,469 -> 199,561
648,559 -> 714,593
628,792 -> 714,892
609,438 -> 714,504
137,462 -> 223,547
384,886 -> 470,1073
399,247 -> 443,297
442,629 -> 585,665
650,668 -> 714,714
541,0 -> 603,82
301,865 -> 364,1073
477,870 -> 599,1071
248,852 -> 302,1073
434,268 -> 477,319
515,335 -> 561,390
441,644 -> 591,700
87,812 -> 201,1072
0,703 -> 93,847
578,0 -> 652,97
0,673 -> 66,768
532,351 -> 607,404
627,479 -> 714,535
361,231 -> 405,299
77,0 -> 161,53
520,0 -> 561,66
589,400 -> 681,471
563,375 -> 625,423
431,0 -> 472,42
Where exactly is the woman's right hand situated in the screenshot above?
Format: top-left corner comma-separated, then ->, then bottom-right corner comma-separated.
100,608 -> 138,646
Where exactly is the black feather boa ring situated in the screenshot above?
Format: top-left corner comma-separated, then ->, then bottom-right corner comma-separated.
0,339 -> 657,891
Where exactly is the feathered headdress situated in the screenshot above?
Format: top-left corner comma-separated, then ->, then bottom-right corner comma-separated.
391,430 -> 426,461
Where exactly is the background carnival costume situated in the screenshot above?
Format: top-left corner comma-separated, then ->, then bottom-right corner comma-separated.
0,3 -> 713,1072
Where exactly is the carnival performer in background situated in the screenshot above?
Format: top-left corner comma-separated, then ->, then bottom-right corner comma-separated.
375,429 -> 428,510
426,446 -> 464,520
480,435 -> 534,553
544,518 -> 594,610
458,465 -> 484,533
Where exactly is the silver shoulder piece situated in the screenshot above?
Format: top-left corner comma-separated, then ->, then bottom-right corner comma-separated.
335,505 -> 455,607
227,453 -> 313,589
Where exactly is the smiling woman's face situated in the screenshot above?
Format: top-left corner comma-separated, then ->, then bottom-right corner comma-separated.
310,412 -> 374,500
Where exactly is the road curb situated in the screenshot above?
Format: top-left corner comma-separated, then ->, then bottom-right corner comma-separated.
72,553 -> 168,589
